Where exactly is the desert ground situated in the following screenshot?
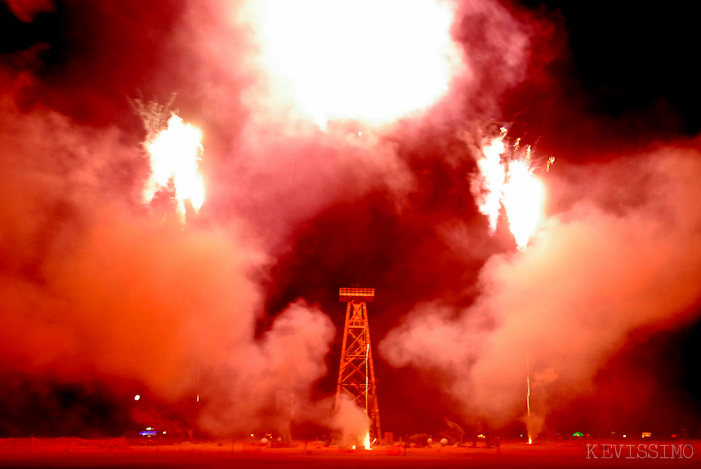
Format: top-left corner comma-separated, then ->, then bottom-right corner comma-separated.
0,438 -> 698,468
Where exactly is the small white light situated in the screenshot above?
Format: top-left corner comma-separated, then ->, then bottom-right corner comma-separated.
134,395 -> 141,401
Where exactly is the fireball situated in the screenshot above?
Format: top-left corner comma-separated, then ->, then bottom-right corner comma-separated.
143,114 -> 205,223
249,0 -> 464,127
502,160 -> 546,250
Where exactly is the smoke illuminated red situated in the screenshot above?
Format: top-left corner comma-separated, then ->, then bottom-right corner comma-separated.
0,0 -> 700,448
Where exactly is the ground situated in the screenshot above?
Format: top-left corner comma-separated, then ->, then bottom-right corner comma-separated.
0,439 -> 698,468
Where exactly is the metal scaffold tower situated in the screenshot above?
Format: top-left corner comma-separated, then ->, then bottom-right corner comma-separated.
335,287 -> 381,443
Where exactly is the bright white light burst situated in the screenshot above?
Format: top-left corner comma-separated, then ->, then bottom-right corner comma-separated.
143,114 -> 205,223
471,131 -> 549,250
253,0 -> 464,127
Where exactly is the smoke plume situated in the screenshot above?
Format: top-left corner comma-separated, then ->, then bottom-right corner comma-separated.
380,147 -> 701,431
1,0 -> 699,439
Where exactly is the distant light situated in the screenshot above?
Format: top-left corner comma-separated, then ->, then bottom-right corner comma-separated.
623,435 -> 627,438
163,431 -> 167,435
572,432 -> 584,437
196,394 -> 200,402
642,432 -> 652,439
134,395 -> 141,401
146,427 -> 153,431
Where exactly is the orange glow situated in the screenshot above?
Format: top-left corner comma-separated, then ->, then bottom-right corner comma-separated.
143,114 -> 205,223
251,0 -> 463,127
364,431 -> 371,450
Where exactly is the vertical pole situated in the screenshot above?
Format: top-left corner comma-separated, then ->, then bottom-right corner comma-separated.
365,343 -> 369,416
527,356 -> 532,445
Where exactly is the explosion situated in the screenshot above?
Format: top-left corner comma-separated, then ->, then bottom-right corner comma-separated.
249,0 -> 463,127
502,159 -> 546,250
2,0 -> 700,448
471,134 -> 506,233
471,129 -> 550,250
142,114 -> 206,223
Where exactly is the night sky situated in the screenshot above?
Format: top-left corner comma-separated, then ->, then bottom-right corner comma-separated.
1,0 -> 700,440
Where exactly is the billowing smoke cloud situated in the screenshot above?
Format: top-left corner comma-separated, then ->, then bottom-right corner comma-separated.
380,147 -> 701,432
1,0 -> 505,437
199,300 -> 335,435
3,0 -> 697,440
0,90 -> 337,434
330,395 -> 371,448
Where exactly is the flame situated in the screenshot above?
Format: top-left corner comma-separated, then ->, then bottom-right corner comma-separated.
250,0 -> 463,127
471,131 -> 548,250
364,432 -> 371,450
503,160 -> 545,250
471,134 -> 506,233
143,114 -> 205,223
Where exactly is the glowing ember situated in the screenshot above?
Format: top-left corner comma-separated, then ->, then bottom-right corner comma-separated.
143,114 -> 205,223
471,130 -> 549,250
251,0 -> 463,127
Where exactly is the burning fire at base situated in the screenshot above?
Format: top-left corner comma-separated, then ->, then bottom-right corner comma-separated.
471,128 -> 553,250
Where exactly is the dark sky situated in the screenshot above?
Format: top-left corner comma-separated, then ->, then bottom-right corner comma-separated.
1,0 -> 700,439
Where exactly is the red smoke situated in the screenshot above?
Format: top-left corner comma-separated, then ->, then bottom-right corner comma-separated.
1,0 -> 699,439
